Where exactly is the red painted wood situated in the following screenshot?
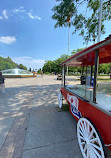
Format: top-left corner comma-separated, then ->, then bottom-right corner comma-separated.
61,38 -> 111,67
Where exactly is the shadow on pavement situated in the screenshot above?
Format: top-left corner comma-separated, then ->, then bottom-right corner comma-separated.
0,82 -> 83,158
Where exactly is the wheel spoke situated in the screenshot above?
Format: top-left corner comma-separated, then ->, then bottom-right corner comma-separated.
79,129 -> 83,136
89,138 -> 98,143
87,148 -> 90,158
87,124 -> 91,138
84,121 -> 87,131
91,146 -> 102,158
90,148 -> 98,158
90,143 -> 101,151
81,142 -> 85,145
89,129 -> 94,139
79,135 -> 85,141
79,124 -> 84,133
83,144 -> 87,153
80,121 -> 85,133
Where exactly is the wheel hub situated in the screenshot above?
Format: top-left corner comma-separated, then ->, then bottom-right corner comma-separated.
85,137 -> 90,145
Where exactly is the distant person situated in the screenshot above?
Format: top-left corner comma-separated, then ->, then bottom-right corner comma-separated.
41,71 -> 43,78
0,72 -> 5,93
33,71 -> 36,77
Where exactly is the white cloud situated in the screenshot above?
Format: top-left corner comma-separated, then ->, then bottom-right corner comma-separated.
0,8 -> 42,22
13,6 -> 25,13
0,36 -> 16,44
20,6 -> 25,12
3,10 -> 8,19
13,9 -> 20,13
12,56 -> 45,69
27,12 -> 42,20
27,12 -> 35,19
0,8 -> 42,21
35,16 -> 42,20
0,10 -> 8,20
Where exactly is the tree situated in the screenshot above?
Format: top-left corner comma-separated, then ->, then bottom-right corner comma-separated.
42,49 -> 111,75
18,64 -> 27,70
52,0 -> 76,28
0,56 -> 17,71
42,61 -> 55,73
37,68 -> 41,73
109,63 -> 111,79
0,56 -> 28,71
29,68 -> 31,72
71,48 -> 84,55
42,55 -> 67,73
52,0 -> 111,43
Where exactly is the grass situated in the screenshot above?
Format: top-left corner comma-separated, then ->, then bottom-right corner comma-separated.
98,78 -> 111,81
61,104 -> 69,111
99,74 -> 110,76
57,104 -> 69,112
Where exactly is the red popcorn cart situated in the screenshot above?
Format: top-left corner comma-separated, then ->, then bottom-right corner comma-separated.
58,36 -> 111,158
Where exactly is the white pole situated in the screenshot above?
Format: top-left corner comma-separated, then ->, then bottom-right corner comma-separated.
67,23 -> 70,83
98,0 -> 103,42
93,0 -> 103,103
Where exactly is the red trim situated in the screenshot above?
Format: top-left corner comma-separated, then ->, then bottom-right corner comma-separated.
61,37 -> 111,66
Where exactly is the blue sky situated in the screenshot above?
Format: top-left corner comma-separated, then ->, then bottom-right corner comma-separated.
0,0 -> 111,70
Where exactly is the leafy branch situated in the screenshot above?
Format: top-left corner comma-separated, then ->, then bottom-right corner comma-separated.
52,0 -> 111,43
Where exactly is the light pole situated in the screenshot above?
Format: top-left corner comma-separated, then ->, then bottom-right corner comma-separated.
98,0 -> 103,42
93,0 -> 103,103
66,22 -> 70,83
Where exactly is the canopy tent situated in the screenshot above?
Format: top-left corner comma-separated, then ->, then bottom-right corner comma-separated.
61,35 -> 111,67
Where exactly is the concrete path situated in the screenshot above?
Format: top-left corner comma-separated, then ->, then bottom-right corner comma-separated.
0,75 -> 82,158
0,75 -> 110,158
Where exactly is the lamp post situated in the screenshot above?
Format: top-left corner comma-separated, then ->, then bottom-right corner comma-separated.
66,22 -> 70,83
93,0 -> 103,103
98,0 -> 103,42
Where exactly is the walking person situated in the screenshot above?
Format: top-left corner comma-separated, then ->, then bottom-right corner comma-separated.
0,72 -> 5,93
41,71 -> 43,78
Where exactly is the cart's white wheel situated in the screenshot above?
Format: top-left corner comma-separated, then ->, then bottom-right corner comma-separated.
58,91 -> 62,108
77,118 -> 106,158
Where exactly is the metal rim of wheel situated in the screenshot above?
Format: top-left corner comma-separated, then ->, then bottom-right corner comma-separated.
77,118 -> 105,158
58,91 -> 62,108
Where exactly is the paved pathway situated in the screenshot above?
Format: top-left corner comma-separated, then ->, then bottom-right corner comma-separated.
0,76 -> 82,158
0,75 -> 110,158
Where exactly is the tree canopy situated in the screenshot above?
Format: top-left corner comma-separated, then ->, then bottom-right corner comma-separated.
42,48 -> 111,75
71,48 -> 83,55
17,64 -> 27,70
52,0 -> 111,43
42,54 -> 68,73
0,56 -> 27,71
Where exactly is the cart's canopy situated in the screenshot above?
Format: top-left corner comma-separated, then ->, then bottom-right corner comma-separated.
61,36 -> 111,67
